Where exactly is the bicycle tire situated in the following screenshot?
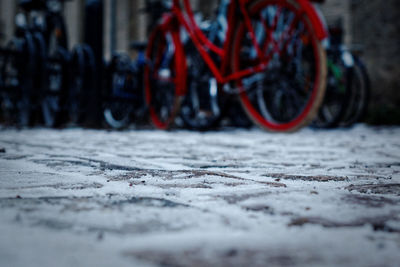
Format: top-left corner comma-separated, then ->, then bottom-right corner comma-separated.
340,55 -> 370,127
40,12 -> 69,127
1,33 -> 36,126
0,46 -> 5,89
41,46 -> 69,127
67,44 -> 96,125
68,45 -> 86,124
312,50 -> 353,128
0,47 -> 5,121
32,32 -> 48,124
144,24 -> 183,130
103,53 -> 134,129
232,0 -> 327,132
0,40 -> 24,125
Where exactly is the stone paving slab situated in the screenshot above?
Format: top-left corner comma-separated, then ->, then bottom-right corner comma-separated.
0,125 -> 399,267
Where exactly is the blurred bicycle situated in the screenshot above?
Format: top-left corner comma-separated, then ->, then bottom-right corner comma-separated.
0,0 -> 71,127
145,0 -> 328,132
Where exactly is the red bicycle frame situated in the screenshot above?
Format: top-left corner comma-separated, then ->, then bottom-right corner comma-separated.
160,0 -> 328,96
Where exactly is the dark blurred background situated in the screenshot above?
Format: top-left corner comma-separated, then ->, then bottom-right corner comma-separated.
0,0 -> 399,124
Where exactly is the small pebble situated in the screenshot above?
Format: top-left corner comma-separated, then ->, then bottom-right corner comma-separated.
97,232 -> 104,241
226,249 -> 238,257
15,214 -> 22,222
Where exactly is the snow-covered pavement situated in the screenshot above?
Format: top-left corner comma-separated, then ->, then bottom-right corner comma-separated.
0,125 -> 399,267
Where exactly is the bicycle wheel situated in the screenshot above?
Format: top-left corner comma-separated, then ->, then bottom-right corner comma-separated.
68,45 -> 85,124
41,47 -> 69,127
0,41 -> 23,125
68,44 -> 95,125
312,50 -> 353,128
0,46 -> 5,121
144,24 -> 182,130
38,12 -> 69,127
103,53 -> 135,129
32,32 -> 48,123
232,0 -> 327,132
1,34 -> 36,126
340,55 -> 370,127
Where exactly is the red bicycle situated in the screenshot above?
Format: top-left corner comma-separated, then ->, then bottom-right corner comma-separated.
145,0 -> 328,131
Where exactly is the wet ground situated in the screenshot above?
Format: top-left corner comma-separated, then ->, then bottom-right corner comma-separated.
0,125 -> 399,267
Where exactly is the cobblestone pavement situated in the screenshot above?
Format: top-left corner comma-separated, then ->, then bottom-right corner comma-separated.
0,125 -> 399,267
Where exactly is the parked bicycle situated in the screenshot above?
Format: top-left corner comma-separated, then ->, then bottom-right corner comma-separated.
0,0 -> 71,127
145,0 -> 328,132
0,4 -> 37,126
67,43 -> 96,125
340,54 -> 370,127
101,0 -> 172,129
312,23 -> 370,128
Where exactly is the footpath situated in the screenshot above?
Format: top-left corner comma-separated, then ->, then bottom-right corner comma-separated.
0,125 -> 399,267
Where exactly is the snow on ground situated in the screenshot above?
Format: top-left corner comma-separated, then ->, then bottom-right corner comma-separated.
0,125 -> 399,267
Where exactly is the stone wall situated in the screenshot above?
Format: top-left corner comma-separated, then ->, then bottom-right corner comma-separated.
64,0 -> 85,48
319,0 -> 352,44
0,0 -> 17,46
350,0 -> 400,124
